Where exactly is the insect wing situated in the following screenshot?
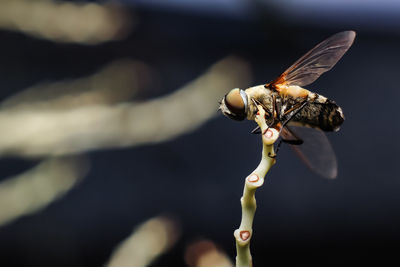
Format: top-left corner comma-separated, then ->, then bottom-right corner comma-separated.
284,126 -> 338,179
269,31 -> 356,88
281,126 -> 303,145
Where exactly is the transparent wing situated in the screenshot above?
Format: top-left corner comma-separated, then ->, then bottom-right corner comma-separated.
282,126 -> 338,179
269,31 -> 356,88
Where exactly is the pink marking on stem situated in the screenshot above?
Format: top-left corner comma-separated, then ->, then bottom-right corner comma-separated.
240,231 -> 250,241
265,129 -> 273,138
247,174 -> 259,183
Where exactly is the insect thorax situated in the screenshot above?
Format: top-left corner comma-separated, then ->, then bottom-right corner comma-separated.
244,85 -> 276,121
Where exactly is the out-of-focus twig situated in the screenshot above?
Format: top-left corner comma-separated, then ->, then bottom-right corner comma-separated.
0,57 -> 252,157
185,239 -> 233,267
0,157 -> 89,227
1,60 -> 151,110
105,216 -> 180,267
0,0 -> 132,44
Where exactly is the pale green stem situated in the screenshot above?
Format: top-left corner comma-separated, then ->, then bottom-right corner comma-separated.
234,106 -> 279,267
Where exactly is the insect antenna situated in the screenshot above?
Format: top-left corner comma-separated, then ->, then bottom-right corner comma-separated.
217,101 -> 222,112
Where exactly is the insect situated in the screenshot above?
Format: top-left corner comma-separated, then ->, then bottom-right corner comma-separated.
219,31 -> 356,178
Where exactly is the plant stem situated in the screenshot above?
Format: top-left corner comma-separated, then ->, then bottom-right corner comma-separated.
234,106 -> 278,267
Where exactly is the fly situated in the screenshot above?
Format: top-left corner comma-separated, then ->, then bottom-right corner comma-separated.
219,31 -> 356,178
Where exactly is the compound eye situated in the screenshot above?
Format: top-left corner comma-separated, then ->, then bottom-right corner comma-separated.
225,88 -> 245,114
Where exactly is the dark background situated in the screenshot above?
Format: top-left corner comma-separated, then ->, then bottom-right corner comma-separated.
0,0 -> 399,266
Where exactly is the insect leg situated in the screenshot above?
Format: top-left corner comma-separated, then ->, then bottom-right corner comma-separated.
266,94 -> 279,129
251,126 -> 261,134
250,98 -> 272,134
271,95 -> 276,120
281,101 -> 308,128
252,95 -> 282,135
282,103 -> 302,117
264,96 -> 277,133
251,98 -> 272,117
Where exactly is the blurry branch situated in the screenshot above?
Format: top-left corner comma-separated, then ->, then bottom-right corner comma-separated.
0,0 -> 133,44
105,216 -> 180,267
185,239 -> 233,267
1,60 -> 151,110
0,57 -> 252,157
0,157 -> 89,227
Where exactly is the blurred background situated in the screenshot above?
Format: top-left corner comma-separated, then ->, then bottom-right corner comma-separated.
0,0 -> 399,266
